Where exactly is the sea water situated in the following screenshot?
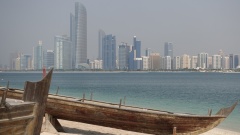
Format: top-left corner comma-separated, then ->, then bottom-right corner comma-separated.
0,71 -> 239,132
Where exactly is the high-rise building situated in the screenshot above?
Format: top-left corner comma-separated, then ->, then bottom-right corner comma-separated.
149,53 -> 160,70
70,13 -> 76,69
118,43 -> 130,70
180,54 -> 190,69
163,56 -> 171,70
229,54 -> 234,69
234,55 -> 239,68
75,2 -> 87,68
212,55 -> 221,69
190,56 -> 198,69
222,56 -> 230,69
20,54 -> 32,70
142,56 -> 149,70
197,53 -> 208,69
129,36 -> 141,70
98,29 -> 105,60
173,56 -> 180,70
43,50 -> 54,69
145,48 -> 151,57
102,34 -> 116,70
164,42 -> 173,58
133,36 -> 141,58
54,35 -> 72,70
33,40 -> 43,70
208,57 -> 213,69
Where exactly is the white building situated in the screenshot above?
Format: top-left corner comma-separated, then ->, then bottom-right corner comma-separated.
54,35 -> 72,70
197,53 -> 208,69
222,56 -> 230,69
212,55 -> 222,69
142,56 -> 149,70
190,56 -> 198,69
163,56 -> 171,70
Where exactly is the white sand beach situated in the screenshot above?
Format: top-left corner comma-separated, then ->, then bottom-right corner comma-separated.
41,119 -> 240,135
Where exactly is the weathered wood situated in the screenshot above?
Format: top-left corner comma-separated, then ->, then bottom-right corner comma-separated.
0,68 -> 53,135
24,68 -> 53,135
1,87 -> 238,135
0,81 -> 9,107
42,113 -> 64,133
173,127 -> 177,135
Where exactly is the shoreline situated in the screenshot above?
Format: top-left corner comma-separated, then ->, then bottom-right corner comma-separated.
41,119 -> 240,135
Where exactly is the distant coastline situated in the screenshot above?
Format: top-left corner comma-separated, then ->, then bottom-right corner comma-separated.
0,69 -> 240,74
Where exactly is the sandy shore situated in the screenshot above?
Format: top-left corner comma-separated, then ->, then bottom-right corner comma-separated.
41,119 -> 240,135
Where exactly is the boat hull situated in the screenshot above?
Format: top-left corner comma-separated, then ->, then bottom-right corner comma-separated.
0,89 -> 237,135
45,96 -> 226,135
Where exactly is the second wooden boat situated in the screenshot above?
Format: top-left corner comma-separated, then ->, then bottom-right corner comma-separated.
0,68 -> 53,135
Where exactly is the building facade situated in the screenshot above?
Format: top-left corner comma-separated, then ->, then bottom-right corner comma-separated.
33,40 -> 43,70
142,56 -> 149,70
20,54 -> 32,70
102,34 -> 116,70
190,56 -> 198,69
180,54 -> 190,69
149,53 -> 160,70
212,55 -> 222,69
173,56 -> 180,70
118,43 -> 130,70
197,53 -> 208,69
43,50 -> 54,69
75,2 -> 87,68
98,29 -> 105,60
54,35 -> 72,70
164,42 -> 173,58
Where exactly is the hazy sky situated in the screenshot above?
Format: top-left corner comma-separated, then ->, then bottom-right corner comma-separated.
0,0 -> 240,65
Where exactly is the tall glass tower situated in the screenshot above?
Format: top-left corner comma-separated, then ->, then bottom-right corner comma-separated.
33,40 -> 43,70
164,42 -> 173,58
98,29 -> 105,60
102,34 -> 116,70
75,2 -> 87,68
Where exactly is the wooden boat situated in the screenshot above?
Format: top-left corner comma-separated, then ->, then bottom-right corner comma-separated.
0,87 -> 238,134
0,68 -> 53,135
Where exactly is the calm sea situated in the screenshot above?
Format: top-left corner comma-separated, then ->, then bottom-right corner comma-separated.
0,71 -> 239,132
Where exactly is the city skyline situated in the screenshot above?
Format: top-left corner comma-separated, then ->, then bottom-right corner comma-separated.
0,0 -> 240,66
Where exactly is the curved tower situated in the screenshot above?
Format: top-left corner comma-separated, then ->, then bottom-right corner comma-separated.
75,2 -> 87,68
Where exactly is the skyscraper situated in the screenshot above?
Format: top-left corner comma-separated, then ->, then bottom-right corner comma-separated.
164,42 -> 173,58
102,34 -> 116,70
118,42 -> 130,70
70,13 -> 76,69
20,54 -> 32,70
212,55 -> 221,69
173,56 -> 180,70
98,29 -> 105,60
75,2 -> 87,68
149,53 -> 160,70
33,40 -> 43,70
197,53 -> 208,69
145,48 -> 151,57
43,50 -> 54,69
129,36 -> 142,70
54,35 -> 72,70
133,36 -> 141,58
